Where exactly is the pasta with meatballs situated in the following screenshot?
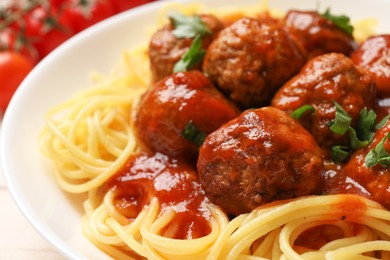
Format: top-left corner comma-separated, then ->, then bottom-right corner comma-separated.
39,2 -> 390,259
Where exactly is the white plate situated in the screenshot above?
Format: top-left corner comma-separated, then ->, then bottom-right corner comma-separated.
1,0 -> 390,258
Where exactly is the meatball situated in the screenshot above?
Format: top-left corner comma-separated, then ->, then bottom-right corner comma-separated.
149,14 -> 224,82
351,35 -> 390,98
344,120 -> 390,209
197,107 -> 323,215
272,53 -> 376,150
134,70 -> 240,161
284,10 -> 356,59
203,17 -> 305,109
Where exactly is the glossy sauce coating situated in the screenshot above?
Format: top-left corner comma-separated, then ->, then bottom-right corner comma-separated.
101,153 -> 211,239
272,53 -> 376,151
351,34 -> 390,98
284,10 -> 356,59
197,107 -> 324,215
203,17 -> 305,109
134,70 -> 240,161
321,161 -> 371,198
149,14 -> 224,82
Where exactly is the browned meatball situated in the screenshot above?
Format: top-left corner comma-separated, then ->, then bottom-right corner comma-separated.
351,35 -> 390,98
203,17 -> 305,109
197,107 -> 323,215
272,53 -> 376,150
134,70 -> 240,161
149,14 -> 224,82
284,10 -> 356,59
344,120 -> 390,210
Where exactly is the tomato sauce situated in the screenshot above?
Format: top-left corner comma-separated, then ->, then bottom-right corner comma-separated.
100,153 -> 211,240
295,223 -> 363,251
321,161 -> 371,198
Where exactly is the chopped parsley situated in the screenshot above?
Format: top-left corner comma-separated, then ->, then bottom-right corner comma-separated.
328,101 -> 351,135
290,104 -> 315,120
327,101 -> 390,163
331,145 -> 350,163
181,120 -> 206,148
356,107 -> 377,143
173,34 -> 205,73
321,8 -> 354,36
365,133 -> 390,167
170,14 -> 211,38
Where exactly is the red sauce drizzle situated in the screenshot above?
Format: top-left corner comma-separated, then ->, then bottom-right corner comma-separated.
101,153 -> 211,239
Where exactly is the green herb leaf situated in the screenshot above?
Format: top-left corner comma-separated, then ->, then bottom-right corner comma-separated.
356,107 -> 377,142
321,8 -> 354,36
173,34 -> 205,73
182,120 -> 206,148
290,105 -> 315,120
365,133 -> 390,167
329,101 -> 352,135
365,149 -> 377,167
170,14 -> 211,38
375,114 -> 390,130
348,127 -> 369,150
331,145 -> 350,162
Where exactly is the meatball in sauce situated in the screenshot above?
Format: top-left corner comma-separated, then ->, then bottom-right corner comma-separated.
351,35 -> 390,98
134,70 -> 240,161
203,17 -> 305,109
284,10 -> 357,59
149,14 -> 224,82
272,53 -> 376,151
136,10 -> 390,217
197,107 -> 324,215
344,121 -> 390,210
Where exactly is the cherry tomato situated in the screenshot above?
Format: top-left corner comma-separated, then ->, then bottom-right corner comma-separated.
0,28 -> 40,64
0,52 -> 34,112
49,0 -> 72,10
34,29 -> 72,58
111,0 -> 154,12
59,0 -> 116,33
20,6 -> 74,58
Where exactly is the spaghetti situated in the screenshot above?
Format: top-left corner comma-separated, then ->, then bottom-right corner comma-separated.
39,3 -> 390,260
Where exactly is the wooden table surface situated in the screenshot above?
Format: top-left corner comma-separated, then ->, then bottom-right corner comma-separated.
0,120 -> 65,259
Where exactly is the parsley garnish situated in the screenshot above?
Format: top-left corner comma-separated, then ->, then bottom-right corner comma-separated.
173,34 -> 205,73
182,120 -> 206,148
331,145 -> 350,163
321,8 -> 354,36
327,101 -> 390,163
290,105 -> 315,120
356,107 -> 376,143
365,133 -> 390,167
347,127 -> 369,150
328,101 -> 351,135
170,14 -> 211,39
375,115 -> 390,131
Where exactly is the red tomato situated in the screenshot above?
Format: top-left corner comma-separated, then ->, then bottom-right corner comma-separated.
13,5 -> 74,58
33,29 -> 72,58
59,0 -> 116,33
0,52 -> 34,112
0,28 -> 40,64
111,0 -> 154,12
49,0 -> 72,10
